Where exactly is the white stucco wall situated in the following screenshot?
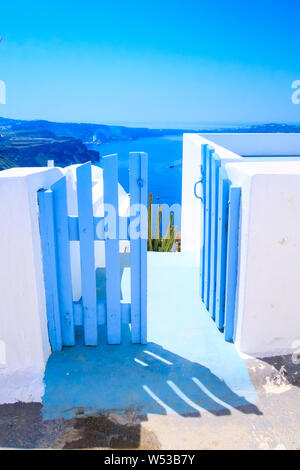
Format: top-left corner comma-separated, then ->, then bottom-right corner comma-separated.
197,133 -> 300,156
226,161 -> 300,356
0,167 -> 64,404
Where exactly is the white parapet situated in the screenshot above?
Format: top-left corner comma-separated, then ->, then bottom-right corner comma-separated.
198,132 -> 300,156
0,167 -> 64,404
226,161 -> 300,356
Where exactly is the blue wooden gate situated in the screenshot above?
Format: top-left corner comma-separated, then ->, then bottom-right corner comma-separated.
199,145 -> 241,342
38,152 -> 148,351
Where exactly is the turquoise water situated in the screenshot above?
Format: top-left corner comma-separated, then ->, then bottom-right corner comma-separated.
88,135 -> 183,207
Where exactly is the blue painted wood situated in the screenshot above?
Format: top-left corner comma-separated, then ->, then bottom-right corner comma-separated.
121,302 -> 131,324
203,147 -> 213,309
129,152 -> 148,344
68,216 -> 79,241
73,300 -> 83,326
51,177 -> 75,346
209,153 -> 221,319
200,144 -> 207,300
119,216 -> 129,241
97,301 -> 106,325
224,186 -> 241,342
215,169 -> 230,329
68,216 -> 129,241
76,162 -> 98,346
38,190 -> 62,351
103,154 -> 121,344
73,301 -> 131,326
73,300 -> 106,326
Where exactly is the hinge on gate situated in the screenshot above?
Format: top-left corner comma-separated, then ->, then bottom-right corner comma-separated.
137,178 -> 144,187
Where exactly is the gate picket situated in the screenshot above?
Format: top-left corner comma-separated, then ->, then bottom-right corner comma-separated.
200,144 -> 207,300
52,177 -> 75,346
129,152 -> 148,344
215,168 -> 230,330
38,189 -> 62,351
77,162 -> 98,346
203,147 -> 213,309
224,186 -> 241,342
209,153 -> 221,319
103,154 -> 121,344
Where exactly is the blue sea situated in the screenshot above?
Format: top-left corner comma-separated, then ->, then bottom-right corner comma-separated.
88,135 -> 183,208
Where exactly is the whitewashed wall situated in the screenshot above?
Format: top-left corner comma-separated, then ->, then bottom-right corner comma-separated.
0,167 -> 64,403
226,161 -> 300,356
197,132 -> 300,156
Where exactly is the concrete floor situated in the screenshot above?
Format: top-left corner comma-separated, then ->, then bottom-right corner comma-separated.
0,253 -> 299,450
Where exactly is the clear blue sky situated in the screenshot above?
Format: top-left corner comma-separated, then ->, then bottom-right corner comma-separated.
0,0 -> 300,125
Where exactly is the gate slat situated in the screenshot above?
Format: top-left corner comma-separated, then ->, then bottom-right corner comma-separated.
76,162 -> 98,346
209,153 -> 221,319
200,144 -> 207,300
51,177 -> 75,346
215,169 -> 230,329
224,186 -> 241,342
103,154 -> 121,344
38,190 -> 62,351
203,147 -> 213,309
129,152 -> 148,344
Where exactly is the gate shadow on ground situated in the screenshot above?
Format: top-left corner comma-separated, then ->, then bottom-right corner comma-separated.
42,324 -> 262,421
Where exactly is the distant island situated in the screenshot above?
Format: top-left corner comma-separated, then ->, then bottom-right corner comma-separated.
1,116 -> 300,170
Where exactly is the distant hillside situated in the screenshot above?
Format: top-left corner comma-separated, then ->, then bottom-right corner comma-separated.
0,130 -> 99,170
0,117 -> 184,146
1,117 -> 300,143
1,116 -> 300,171
204,123 -> 300,133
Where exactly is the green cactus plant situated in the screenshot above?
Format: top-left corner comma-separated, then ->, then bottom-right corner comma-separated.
147,193 -> 176,252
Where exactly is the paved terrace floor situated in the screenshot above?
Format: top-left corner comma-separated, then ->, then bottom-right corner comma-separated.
0,253 -> 299,449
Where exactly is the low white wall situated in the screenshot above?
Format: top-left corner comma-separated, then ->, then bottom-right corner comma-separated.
0,167 -> 64,403
198,133 -> 300,156
226,161 -> 300,356
181,134 -> 241,253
